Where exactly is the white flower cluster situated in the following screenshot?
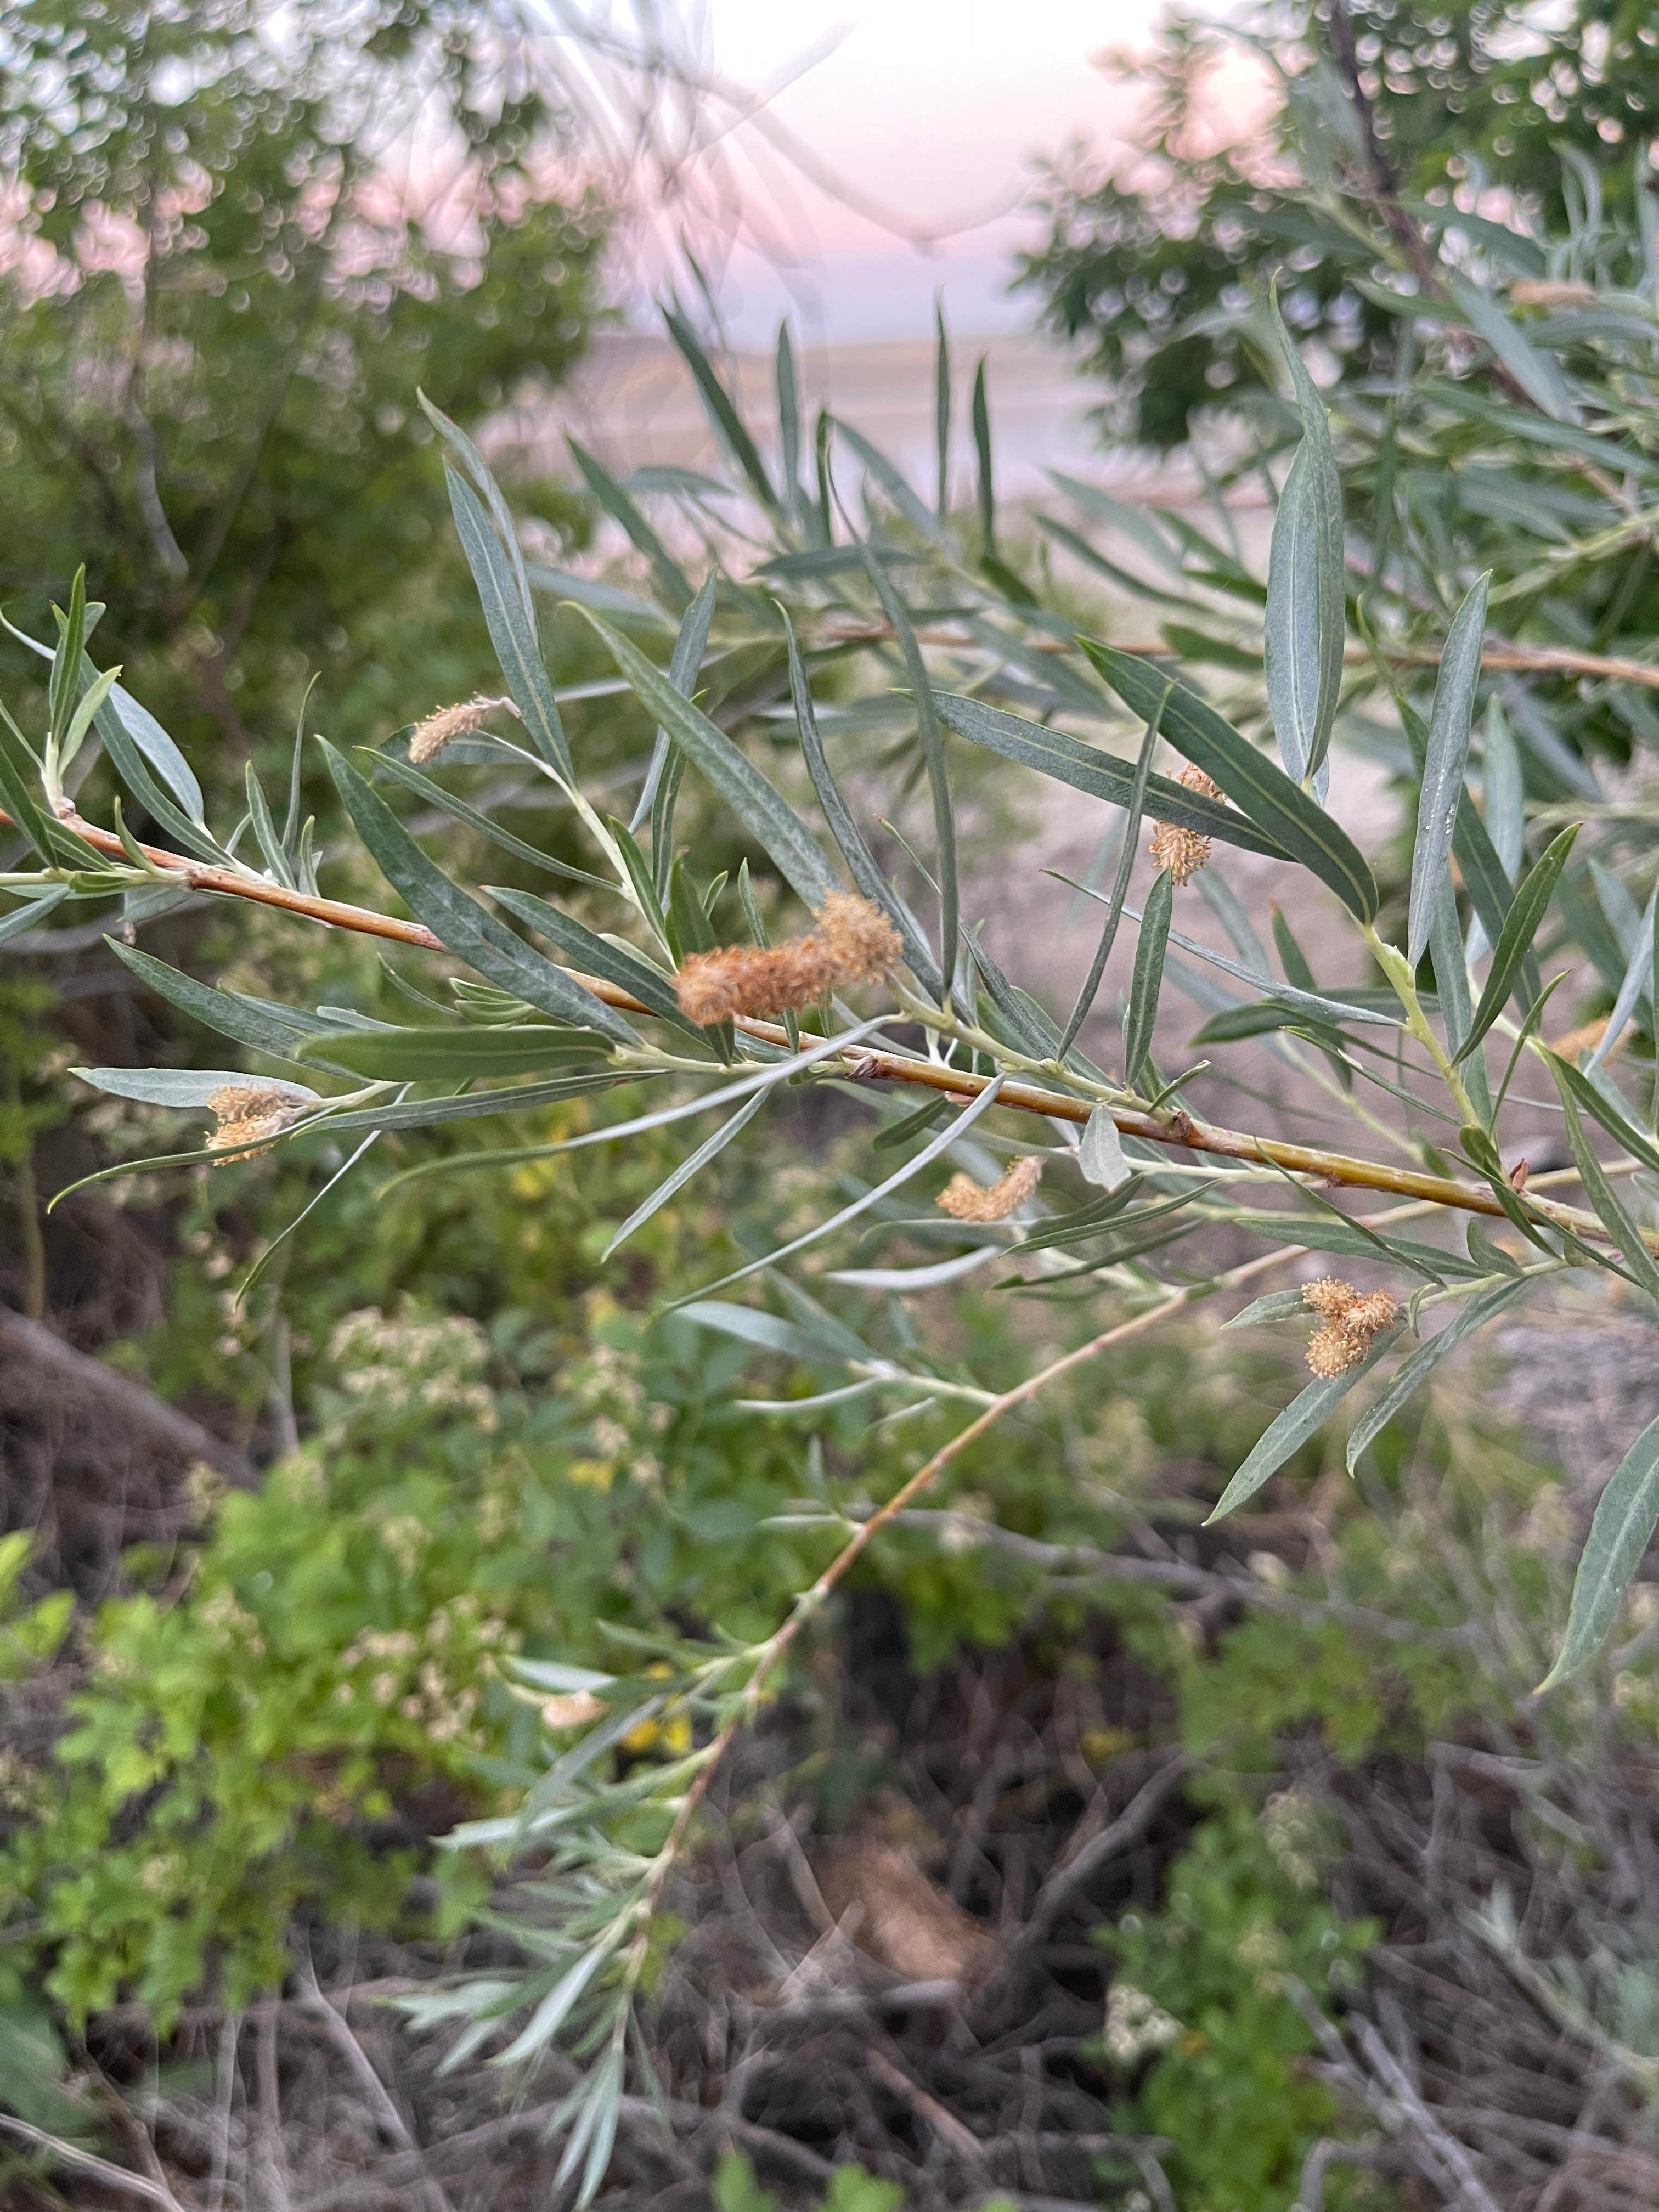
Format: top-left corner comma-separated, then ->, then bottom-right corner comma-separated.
1260,1787 -> 1323,1892
1104,1980 -> 1183,2066
328,1307 -> 498,1426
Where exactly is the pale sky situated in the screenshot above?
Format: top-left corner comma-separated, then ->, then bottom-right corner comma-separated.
632,0 -> 1211,343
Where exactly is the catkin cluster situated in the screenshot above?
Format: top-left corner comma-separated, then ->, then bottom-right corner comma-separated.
408,693 -> 521,764
936,1154 -> 1042,1222
674,894 -> 901,1025
206,1083 -> 306,1159
1302,1277 -> 1398,1377
1148,763 -> 1222,885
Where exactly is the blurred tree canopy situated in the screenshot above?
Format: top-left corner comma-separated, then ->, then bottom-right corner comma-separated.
1019,0 -> 1659,447
0,0 -> 608,759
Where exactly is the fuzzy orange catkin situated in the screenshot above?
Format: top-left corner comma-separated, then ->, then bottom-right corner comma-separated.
1302,1277 -> 1398,1378
936,1154 -> 1042,1222
205,1083 -> 305,1160
407,694 -> 521,765
674,894 -> 901,1025
1148,763 -> 1223,885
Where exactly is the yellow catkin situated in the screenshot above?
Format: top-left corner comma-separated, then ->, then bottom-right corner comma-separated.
205,1083 -> 304,1160
408,694 -> 521,765
674,894 -> 901,1025
1302,1277 -> 1398,1378
1148,763 -> 1223,885
936,1154 -> 1043,1223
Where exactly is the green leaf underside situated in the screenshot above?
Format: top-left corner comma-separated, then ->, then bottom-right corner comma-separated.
1543,1410 -> 1659,1690
296,1026 -> 613,1082
1208,1328 -> 1401,1522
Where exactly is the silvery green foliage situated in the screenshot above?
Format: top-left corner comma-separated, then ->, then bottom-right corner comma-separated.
10,207 -> 1659,2187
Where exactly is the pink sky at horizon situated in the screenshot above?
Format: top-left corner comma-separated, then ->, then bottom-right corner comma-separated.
631,0 -> 1256,346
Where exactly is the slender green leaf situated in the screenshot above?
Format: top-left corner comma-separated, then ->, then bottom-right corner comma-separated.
972,357 -> 994,554
676,1079 -> 1007,1304
934,298 -> 951,520
633,572 -> 718,840
1079,642 -> 1379,918
1123,868 -> 1173,1086
776,320 -> 802,523
73,1067 -> 318,1109
858,547 -> 956,987
1408,574 -> 1490,965
319,741 -> 637,1046
663,306 -> 779,516
1455,823 -> 1581,1062
1265,298 -> 1345,782
1059,687 -> 1169,1055
1587,882 -> 1657,1074
1346,1279 -> 1529,1470
934,692 -> 1291,860
1207,1330 -> 1400,1522
445,468 -> 574,782
1224,1288 -> 1314,1329
782,609 -> 942,998
0,887 -> 69,942
370,750 -> 613,896
488,887 -> 686,1025
317,1071 -> 636,1138
573,611 -> 839,911
1541,1410 -> 1659,1690
566,437 -> 693,610
296,1025 -> 611,1082
603,1090 -> 767,1260
1551,1070 -> 1659,1300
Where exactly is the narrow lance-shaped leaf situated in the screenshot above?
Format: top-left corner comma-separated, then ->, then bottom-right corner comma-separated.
602,1089 -> 768,1261
1345,1279 -> 1529,1471
1122,867 -> 1174,1088
663,304 -> 780,518
1541,1410 -> 1659,1691
776,320 -> 802,525
573,609 -> 839,912
1587,881 -> 1657,1075
1265,295 -> 1345,784
487,887 -> 686,1025
1551,1070 -> 1659,1303
566,437 -> 693,611
675,1077 -> 1007,1305
1454,823 -> 1581,1063
934,692 -> 1291,861
1207,1325 -> 1401,1523
630,572 -> 717,839
1058,685 -> 1170,1056
319,742 -> 637,1047
782,609 -> 943,999
972,356 -> 994,554
859,545 -> 957,990
445,468 -> 574,783
1408,573 -> 1490,966
1080,642 -> 1379,920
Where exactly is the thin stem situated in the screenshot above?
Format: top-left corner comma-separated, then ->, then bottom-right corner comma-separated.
16,805 -> 1647,1250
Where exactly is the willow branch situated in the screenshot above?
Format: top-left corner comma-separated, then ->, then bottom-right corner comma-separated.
818,625 -> 1659,693
18,804 -> 1628,1246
